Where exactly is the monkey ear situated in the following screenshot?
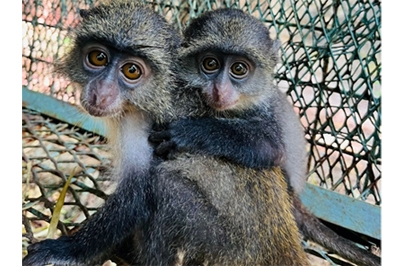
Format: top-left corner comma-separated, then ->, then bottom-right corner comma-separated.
271,40 -> 281,63
79,9 -> 90,19
272,40 -> 281,54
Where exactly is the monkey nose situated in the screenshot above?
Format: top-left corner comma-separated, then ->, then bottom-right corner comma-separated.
212,86 -> 221,102
90,84 -> 118,109
210,81 -> 239,110
212,83 -> 230,103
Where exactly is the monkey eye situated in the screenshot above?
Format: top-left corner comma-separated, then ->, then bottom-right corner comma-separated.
121,63 -> 142,80
202,57 -> 220,73
87,50 -> 108,67
230,62 -> 249,78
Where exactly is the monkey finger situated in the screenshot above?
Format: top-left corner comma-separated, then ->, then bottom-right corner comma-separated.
148,130 -> 171,143
152,122 -> 168,131
166,149 -> 180,160
155,141 -> 176,156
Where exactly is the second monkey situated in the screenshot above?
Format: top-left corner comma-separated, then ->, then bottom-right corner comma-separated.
152,8 -> 381,266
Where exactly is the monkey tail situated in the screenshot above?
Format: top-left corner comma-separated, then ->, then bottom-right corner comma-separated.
292,194 -> 381,266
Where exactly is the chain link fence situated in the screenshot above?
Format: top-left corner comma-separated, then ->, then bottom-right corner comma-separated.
22,0 -> 381,264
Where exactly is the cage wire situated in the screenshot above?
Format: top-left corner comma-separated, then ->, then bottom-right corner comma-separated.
22,0 -> 381,264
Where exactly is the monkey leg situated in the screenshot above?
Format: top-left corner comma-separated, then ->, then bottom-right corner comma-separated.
23,171 -> 152,266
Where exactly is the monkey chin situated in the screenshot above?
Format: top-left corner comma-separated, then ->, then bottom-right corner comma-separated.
208,98 -> 239,111
82,104 -> 123,118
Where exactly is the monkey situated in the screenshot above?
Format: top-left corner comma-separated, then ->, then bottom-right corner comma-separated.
118,6 -> 310,265
23,1 -> 181,265
148,8 -> 381,266
52,0 -> 180,183
23,2 -> 310,265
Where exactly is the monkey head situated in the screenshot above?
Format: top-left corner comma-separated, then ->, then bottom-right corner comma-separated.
179,8 -> 281,112
56,0 -> 181,123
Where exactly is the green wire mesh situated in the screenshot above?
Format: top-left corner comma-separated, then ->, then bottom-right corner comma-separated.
22,108 -> 113,241
22,0 -> 381,263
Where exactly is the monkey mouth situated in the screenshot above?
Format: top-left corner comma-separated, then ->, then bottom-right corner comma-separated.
82,103 -> 122,117
207,98 -> 239,111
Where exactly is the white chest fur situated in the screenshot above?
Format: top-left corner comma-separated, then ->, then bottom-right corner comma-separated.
107,111 -> 153,178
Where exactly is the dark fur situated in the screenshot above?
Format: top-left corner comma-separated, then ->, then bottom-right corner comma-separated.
151,107 -> 285,169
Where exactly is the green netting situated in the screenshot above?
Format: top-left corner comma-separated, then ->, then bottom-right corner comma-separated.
22,0 -> 381,263
22,0 -> 381,203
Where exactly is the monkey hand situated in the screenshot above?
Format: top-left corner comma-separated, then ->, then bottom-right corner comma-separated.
149,133 -> 178,159
23,236 -> 80,266
149,119 -> 196,159
149,125 -> 177,159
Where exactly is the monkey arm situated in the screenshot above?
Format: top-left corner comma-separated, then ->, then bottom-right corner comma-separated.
23,171 -> 151,266
149,116 -> 285,169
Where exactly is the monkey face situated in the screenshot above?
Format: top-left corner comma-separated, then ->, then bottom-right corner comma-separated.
55,0 -> 181,123
79,43 -> 153,117
195,53 -> 254,111
179,8 -> 280,113
179,51 -> 270,112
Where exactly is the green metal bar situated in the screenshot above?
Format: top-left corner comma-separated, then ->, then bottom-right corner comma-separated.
299,183 -> 381,240
22,86 -> 107,137
22,86 -> 381,240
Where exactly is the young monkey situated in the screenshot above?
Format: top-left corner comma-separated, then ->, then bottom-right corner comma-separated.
151,8 -> 381,266
143,7 -> 311,265
23,1 -> 181,265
